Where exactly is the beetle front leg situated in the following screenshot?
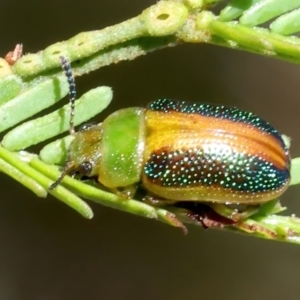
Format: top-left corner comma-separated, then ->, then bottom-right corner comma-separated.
110,184 -> 138,199
173,203 -> 236,229
142,194 -> 176,206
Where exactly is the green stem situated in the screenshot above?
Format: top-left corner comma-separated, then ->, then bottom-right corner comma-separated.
0,155 -> 46,197
29,156 -> 186,231
9,3 -> 300,82
0,147 -> 93,219
209,20 -> 300,64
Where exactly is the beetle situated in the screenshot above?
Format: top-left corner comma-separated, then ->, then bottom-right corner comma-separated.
50,56 -> 291,226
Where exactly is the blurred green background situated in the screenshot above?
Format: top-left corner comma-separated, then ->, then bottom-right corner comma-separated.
1,1 -> 300,299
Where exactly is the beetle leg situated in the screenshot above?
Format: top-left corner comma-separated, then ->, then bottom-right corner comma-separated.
208,203 -> 260,222
142,195 -> 176,206
175,203 -> 277,238
110,184 -> 138,199
234,219 -> 277,239
159,212 -> 188,234
185,205 -> 236,229
174,203 -> 236,229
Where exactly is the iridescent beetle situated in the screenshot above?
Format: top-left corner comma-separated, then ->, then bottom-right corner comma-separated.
50,57 -> 291,227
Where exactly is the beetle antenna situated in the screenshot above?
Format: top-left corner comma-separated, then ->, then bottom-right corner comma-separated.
49,161 -> 75,190
59,56 -> 76,135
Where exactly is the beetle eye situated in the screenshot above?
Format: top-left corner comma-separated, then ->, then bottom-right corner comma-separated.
79,123 -> 96,132
78,161 -> 93,176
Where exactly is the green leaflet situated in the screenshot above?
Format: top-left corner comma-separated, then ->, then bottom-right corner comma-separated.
219,0 -> 263,21
0,75 -> 22,105
270,8 -> 300,35
290,158 -> 300,186
220,0 -> 300,36
0,76 -> 68,133
240,0 -> 300,27
40,136 -> 74,165
2,86 -> 112,151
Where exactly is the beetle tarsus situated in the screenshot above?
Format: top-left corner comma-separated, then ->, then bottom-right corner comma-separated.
178,202 -> 236,229
235,221 -> 277,239
164,212 -> 188,234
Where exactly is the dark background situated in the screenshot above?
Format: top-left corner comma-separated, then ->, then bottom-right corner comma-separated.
1,1 -> 300,299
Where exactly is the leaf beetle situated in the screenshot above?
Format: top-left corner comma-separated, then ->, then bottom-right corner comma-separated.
50,56 -> 291,227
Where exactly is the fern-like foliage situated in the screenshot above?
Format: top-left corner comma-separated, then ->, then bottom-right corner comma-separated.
1,0 -> 300,244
